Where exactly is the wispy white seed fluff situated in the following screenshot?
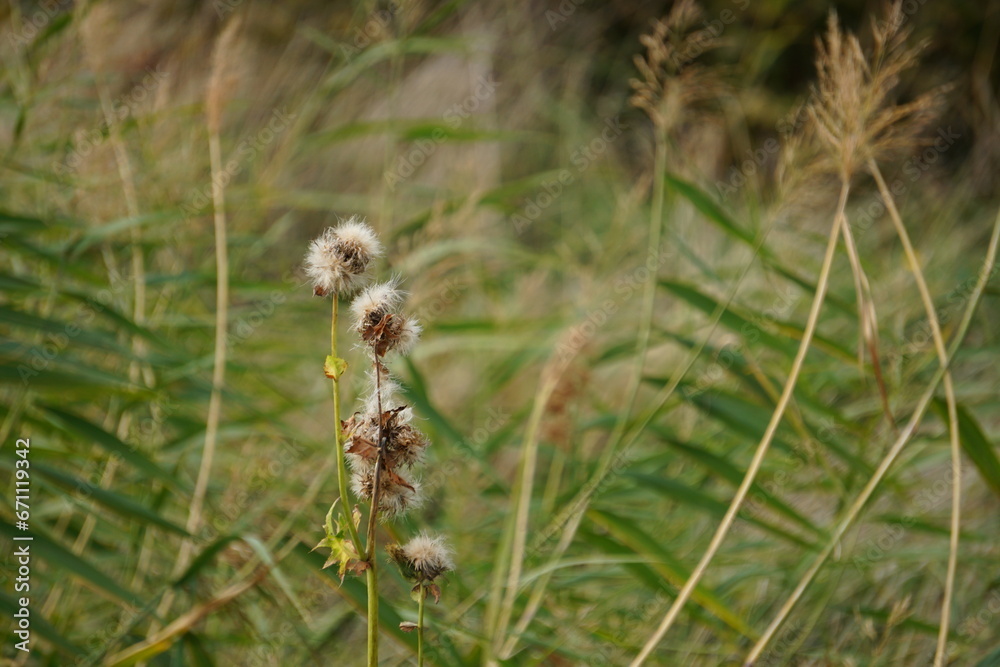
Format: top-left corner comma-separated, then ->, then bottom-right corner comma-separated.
393,316 -> 422,356
350,279 -> 403,330
402,533 -> 454,580
304,217 -> 382,296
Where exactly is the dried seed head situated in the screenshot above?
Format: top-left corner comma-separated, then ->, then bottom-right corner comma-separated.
304,217 -> 382,296
806,5 -> 940,179
630,0 -> 721,131
351,280 -> 402,324
387,533 -> 455,582
350,467 -> 423,519
344,406 -> 428,471
351,280 -> 421,356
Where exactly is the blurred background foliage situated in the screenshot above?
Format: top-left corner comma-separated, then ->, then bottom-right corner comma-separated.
1,0 -> 999,665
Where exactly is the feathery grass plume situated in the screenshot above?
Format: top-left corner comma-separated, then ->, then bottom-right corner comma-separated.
807,4 -> 939,179
305,217 -> 383,296
629,0 -> 720,132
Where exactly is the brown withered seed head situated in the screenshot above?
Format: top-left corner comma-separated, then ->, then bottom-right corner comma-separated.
344,406 -> 429,472
350,467 -> 423,519
350,280 -> 422,356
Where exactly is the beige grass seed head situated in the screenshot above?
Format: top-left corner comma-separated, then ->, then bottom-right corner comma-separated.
806,3 -> 941,179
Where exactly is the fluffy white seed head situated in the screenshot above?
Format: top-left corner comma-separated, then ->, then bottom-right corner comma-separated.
350,279 -> 403,329
402,533 -> 454,580
304,217 -> 382,296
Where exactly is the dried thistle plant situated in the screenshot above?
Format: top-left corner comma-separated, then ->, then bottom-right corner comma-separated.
307,219 -> 453,667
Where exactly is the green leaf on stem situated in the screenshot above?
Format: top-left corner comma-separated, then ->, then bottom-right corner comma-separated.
324,355 -> 348,379
312,500 -> 367,582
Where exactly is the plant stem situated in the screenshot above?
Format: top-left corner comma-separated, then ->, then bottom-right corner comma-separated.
160,125 -> 230,623
332,297 -> 364,554
365,349 -> 387,666
418,584 -> 426,667
367,564 -> 379,666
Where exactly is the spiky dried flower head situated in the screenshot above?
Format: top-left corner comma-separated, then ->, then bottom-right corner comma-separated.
304,217 -> 383,296
344,405 -> 428,472
629,0 -> 721,131
387,533 -> 455,583
807,3 -> 941,179
350,467 -> 423,519
351,280 -> 422,356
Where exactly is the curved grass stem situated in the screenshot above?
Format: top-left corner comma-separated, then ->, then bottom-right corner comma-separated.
631,179 -> 850,666
491,130 -> 667,660
364,348 -> 387,666
160,126 -> 230,623
868,159 -> 961,667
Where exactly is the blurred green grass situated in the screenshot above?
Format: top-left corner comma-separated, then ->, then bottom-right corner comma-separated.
2,0 -> 1000,665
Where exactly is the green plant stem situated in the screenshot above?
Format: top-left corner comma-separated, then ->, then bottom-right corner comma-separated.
418,584 -> 426,667
490,372 -> 559,654
332,297 -> 364,554
367,564 -> 379,666
365,349 -> 387,666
